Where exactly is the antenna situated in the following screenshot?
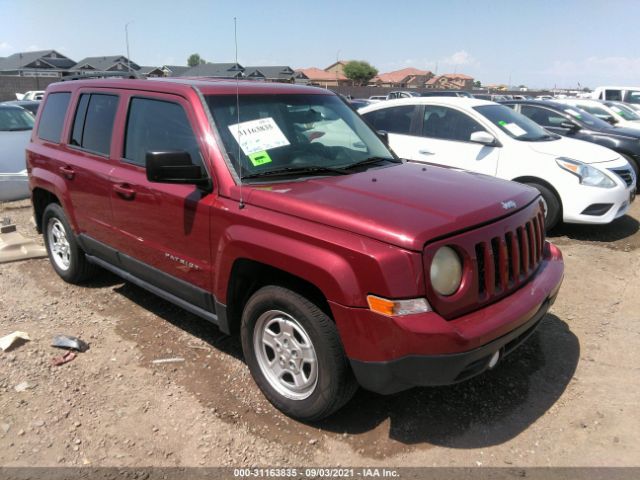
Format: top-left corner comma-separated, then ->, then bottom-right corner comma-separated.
234,17 -> 245,209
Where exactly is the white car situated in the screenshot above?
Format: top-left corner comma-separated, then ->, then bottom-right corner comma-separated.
0,105 -> 34,202
555,98 -> 640,130
359,97 -> 637,229
15,90 -> 45,101
592,86 -> 640,111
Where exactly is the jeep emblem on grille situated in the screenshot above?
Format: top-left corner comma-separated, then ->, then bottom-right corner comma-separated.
501,200 -> 517,210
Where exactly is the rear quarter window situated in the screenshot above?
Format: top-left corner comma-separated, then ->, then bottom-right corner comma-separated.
37,92 -> 71,142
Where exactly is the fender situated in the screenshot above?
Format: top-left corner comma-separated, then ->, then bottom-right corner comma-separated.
29,165 -> 78,231
213,223 -> 425,308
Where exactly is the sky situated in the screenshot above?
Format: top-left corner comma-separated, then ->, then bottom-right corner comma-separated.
1,0 -> 639,89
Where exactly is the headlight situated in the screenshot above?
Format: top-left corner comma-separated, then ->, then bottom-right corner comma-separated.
555,157 -> 616,188
430,246 -> 463,296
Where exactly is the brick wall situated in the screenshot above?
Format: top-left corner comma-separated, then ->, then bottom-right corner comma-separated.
0,76 -> 60,101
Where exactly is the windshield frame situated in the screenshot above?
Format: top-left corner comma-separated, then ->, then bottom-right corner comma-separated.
202,92 -> 397,184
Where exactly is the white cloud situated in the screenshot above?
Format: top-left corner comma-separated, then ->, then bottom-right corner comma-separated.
441,50 -> 475,67
0,41 -> 12,51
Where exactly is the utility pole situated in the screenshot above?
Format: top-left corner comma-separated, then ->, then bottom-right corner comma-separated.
125,21 -> 133,73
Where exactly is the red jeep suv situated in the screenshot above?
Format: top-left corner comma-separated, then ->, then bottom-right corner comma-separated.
27,78 -> 564,420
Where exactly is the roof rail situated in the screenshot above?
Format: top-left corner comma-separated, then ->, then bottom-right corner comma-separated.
60,71 -> 142,82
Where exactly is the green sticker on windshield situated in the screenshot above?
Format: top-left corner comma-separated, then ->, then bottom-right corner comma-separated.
249,150 -> 272,166
498,120 -> 507,126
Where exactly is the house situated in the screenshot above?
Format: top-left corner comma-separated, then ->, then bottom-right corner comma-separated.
244,66 -> 304,83
178,63 -> 245,78
324,61 -> 348,77
372,68 -> 434,88
295,67 -> 349,87
178,63 -> 306,83
425,73 -> 474,90
0,50 -> 76,77
161,65 -> 191,77
71,55 -> 141,73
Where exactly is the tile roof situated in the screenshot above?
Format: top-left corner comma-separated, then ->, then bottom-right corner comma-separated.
374,67 -> 433,84
295,67 -> 347,81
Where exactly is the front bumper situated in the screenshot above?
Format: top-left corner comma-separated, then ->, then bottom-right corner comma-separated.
330,243 -> 564,394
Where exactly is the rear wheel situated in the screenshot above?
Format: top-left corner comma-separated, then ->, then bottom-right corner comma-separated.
43,203 -> 97,283
525,182 -> 561,231
241,286 -> 357,421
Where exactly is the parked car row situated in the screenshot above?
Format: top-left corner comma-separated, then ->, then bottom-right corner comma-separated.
359,97 -> 636,229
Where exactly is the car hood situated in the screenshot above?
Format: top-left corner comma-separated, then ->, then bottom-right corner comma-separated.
527,136 -> 620,164
245,162 -> 539,251
0,130 -> 32,173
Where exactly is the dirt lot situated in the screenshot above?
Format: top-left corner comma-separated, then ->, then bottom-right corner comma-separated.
0,199 -> 639,468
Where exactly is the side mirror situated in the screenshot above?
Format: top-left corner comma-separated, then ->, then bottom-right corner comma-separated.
599,115 -> 618,125
560,121 -> 580,131
469,131 -> 497,146
146,151 -> 209,187
377,130 -> 390,146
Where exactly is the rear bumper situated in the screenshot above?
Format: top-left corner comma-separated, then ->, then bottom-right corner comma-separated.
330,242 -> 564,394
0,172 -> 29,202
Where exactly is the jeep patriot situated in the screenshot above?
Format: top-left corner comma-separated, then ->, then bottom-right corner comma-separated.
27,78 -> 564,420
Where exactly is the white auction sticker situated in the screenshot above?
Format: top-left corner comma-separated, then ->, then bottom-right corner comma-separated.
503,122 -> 527,137
228,117 -> 290,155
565,109 -> 582,118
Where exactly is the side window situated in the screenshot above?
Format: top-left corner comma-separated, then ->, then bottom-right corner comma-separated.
70,93 -> 118,156
124,97 -> 202,168
362,106 -> 415,135
520,106 -> 567,127
604,90 -> 622,101
37,92 -> 71,143
422,106 -> 485,141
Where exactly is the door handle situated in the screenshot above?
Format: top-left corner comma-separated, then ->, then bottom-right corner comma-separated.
113,183 -> 136,200
418,149 -> 435,155
59,165 -> 75,179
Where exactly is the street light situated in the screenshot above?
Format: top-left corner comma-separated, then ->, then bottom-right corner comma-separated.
125,21 -> 134,73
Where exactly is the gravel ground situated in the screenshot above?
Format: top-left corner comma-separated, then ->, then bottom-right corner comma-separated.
0,199 -> 638,467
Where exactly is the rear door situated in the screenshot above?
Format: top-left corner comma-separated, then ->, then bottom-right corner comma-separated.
57,89 -> 119,244
107,92 -> 213,296
411,104 -> 500,175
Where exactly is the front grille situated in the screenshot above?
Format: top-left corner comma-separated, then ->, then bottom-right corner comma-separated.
474,210 -> 545,301
609,167 -> 634,187
423,200 -> 547,320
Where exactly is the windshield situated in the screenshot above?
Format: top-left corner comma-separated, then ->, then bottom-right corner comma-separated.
625,91 -> 640,104
474,104 -> 557,141
206,94 -> 395,181
562,106 -> 612,129
606,102 -> 640,121
0,107 -> 34,131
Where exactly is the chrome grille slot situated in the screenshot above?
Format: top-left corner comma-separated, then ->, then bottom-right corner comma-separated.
609,168 -> 634,187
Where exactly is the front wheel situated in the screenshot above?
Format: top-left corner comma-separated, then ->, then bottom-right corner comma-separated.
525,182 -> 561,231
241,286 -> 357,421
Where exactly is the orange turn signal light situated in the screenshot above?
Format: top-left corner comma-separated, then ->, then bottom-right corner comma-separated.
366,295 -> 431,316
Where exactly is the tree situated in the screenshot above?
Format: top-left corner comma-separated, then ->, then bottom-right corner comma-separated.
473,80 -> 482,88
343,61 -> 378,86
187,53 -> 206,67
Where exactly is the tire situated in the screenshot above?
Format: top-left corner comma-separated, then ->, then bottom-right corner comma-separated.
241,286 -> 357,421
43,203 -> 97,284
525,182 -> 561,231
620,153 -> 639,181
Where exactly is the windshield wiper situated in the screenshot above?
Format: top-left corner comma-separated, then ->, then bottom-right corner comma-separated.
241,165 -> 350,180
339,156 -> 400,170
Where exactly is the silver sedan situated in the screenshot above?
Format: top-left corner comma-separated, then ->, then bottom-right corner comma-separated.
0,105 -> 34,202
